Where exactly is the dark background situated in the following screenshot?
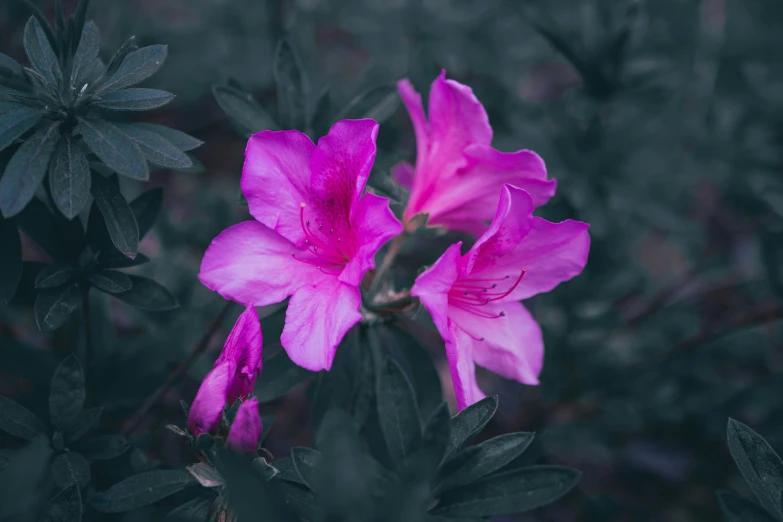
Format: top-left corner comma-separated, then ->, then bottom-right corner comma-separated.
2,0 -> 783,520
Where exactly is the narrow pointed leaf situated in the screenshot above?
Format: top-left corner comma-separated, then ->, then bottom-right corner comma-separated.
0,218 -> 22,303
117,124 -> 191,169
47,483 -> 82,522
78,434 -> 130,460
716,490 -> 778,522
377,357 -> 421,464
166,497 -> 213,521
0,123 -> 60,218
95,88 -> 175,111
290,447 -> 320,492
35,283 -> 82,332
256,349 -> 313,403
49,133 -> 91,219
727,418 -> 783,518
52,452 -> 90,489
90,173 -> 139,258
49,354 -> 86,430
96,251 -> 150,269
0,396 -> 47,439
129,187 -> 163,238
24,18 -> 62,87
0,101 -> 42,152
90,470 -> 193,513
78,118 -> 148,180
0,52 -> 21,73
447,395 -> 498,455
95,45 -> 167,95
73,0 -> 92,50
114,275 -> 178,310
274,40 -> 306,129
133,123 -> 202,151
335,85 -> 399,124
67,407 -> 103,442
71,20 -> 99,89
212,85 -> 277,136
89,270 -> 132,294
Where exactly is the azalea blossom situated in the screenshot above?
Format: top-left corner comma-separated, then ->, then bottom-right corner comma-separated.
226,397 -> 264,453
394,70 -> 557,235
188,306 -> 263,436
199,119 -> 403,372
411,184 -> 590,410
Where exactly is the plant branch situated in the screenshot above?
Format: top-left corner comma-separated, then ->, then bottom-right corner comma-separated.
122,301 -> 233,436
369,232 -> 406,297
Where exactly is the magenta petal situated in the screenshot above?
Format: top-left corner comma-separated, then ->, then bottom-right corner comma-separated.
281,276 -> 362,371
448,325 -> 486,411
340,192 -> 403,286
242,130 -> 315,246
226,397 -> 263,453
391,161 -> 414,190
411,242 -> 463,334
216,306 -> 263,403
188,361 -> 236,437
199,221 -> 319,306
397,79 -> 429,171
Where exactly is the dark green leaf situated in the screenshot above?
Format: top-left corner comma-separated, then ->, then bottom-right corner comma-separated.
0,218 -> 22,303
0,53 -> 21,74
433,465 -> 581,517
447,395 -> 498,455
0,396 -> 47,439
52,452 -> 90,489
0,436 -> 51,522
94,88 -> 175,111
0,101 -> 42,152
15,198 -> 65,259
49,133 -> 91,219
377,357 -> 421,464
70,21 -> 99,89
35,264 -> 76,289
113,275 -> 178,310
35,283 -> 82,332
420,402 -> 451,466
309,86 -> 332,138
117,124 -> 192,169
533,22 -> 587,81
78,118 -> 148,180
78,434 -> 130,460
278,481 -> 319,521
727,418 -> 783,518
186,462 -> 223,488
290,447 -> 320,492
336,85 -> 399,124
67,407 -> 102,442
49,355 -> 86,430
274,456 -> 305,485
260,414 -> 275,443
166,497 -> 213,521
0,123 -> 60,218
133,123 -> 202,151
72,0 -> 91,46
90,173 -> 139,258
46,484 -> 82,522
96,251 -> 149,269
95,45 -> 168,95
89,270 -> 132,294
24,18 -> 62,87
256,349 -> 313,403
274,40 -> 306,130
439,432 -> 535,492
716,490 -> 778,522
103,37 -> 138,76
212,85 -> 277,137
90,470 -> 193,513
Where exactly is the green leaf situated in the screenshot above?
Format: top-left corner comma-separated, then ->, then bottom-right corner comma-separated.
95,88 -> 175,111
117,124 -> 192,169
274,40 -> 306,130
15,198 -> 65,260
420,402 -> 451,466
49,133 -> 91,219
447,395 -> 498,455
0,218 -> 22,303
212,85 -> 277,137
278,481 -> 319,520
166,497 -> 213,521
24,17 -> 62,88
335,85 -> 400,124
90,470 -> 193,513
716,490 -> 778,522
433,465 -> 581,517
104,37 -> 138,76
0,123 -> 60,218
35,264 -> 76,289
49,354 -> 86,430
96,251 -> 149,269
89,270 -> 132,294
290,447 -> 320,492
0,101 -> 42,152
0,396 -> 47,439
377,357 -> 421,465
70,21 -> 99,89
67,407 -> 102,442
256,349 -> 313,403
78,118 -> 148,180
113,275 -> 178,310
46,483 -> 82,522
0,52 -> 21,73
52,452 -> 90,489
438,432 -> 535,492
78,434 -> 130,460
129,187 -> 164,239
727,418 -> 783,518
309,86 -> 332,138
90,173 -> 139,258
133,123 -> 202,151
35,283 -> 82,332
94,45 -> 168,95
186,462 -> 223,488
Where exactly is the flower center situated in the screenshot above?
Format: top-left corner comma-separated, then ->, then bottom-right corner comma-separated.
290,202 -> 350,275
447,269 -> 527,320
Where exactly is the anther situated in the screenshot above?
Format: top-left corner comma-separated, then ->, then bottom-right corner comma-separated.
318,224 -> 322,230
499,311 -> 506,317
329,229 -> 333,234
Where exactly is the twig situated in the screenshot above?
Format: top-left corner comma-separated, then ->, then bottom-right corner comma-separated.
122,301 -> 233,436
368,232 -> 406,297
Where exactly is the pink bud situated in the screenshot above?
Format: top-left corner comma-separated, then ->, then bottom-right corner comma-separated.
215,306 -> 263,404
226,397 -> 263,453
188,360 -> 236,437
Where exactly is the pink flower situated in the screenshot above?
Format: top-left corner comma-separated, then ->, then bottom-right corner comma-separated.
187,307 -> 263,436
199,119 -> 403,372
395,70 -> 556,235
227,397 -> 264,453
411,184 -> 589,410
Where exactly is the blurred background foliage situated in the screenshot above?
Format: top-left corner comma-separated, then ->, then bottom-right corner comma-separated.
2,0 -> 783,520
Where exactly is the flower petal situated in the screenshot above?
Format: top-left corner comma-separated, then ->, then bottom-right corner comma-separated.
188,361 -> 236,436
340,192 -> 403,286
199,221 -> 319,306
227,397 -> 263,453
398,79 -> 429,170
391,161 -> 414,190
448,324 -> 486,411
450,301 -> 543,385
216,306 -> 263,403
411,242 -> 463,335
242,130 -> 315,246
281,276 -> 362,371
